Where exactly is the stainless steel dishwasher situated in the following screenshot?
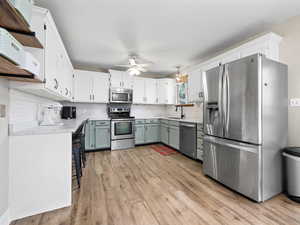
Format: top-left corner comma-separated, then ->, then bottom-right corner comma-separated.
180,122 -> 197,159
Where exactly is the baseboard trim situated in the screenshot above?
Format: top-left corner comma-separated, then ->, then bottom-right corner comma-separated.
0,208 -> 10,225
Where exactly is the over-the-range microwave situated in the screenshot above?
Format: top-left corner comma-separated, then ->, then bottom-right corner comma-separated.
109,88 -> 133,104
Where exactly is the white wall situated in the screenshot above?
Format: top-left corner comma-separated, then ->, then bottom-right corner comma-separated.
272,15 -> 300,146
9,90 -> 61,132
0,79 -> 9,220
62,102 -> 167,121
166,102 -> 203,121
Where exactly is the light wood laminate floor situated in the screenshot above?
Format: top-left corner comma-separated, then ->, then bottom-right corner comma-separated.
12,146 -> 300,225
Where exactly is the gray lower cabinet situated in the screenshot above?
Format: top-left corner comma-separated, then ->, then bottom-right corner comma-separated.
85,120 -> 111,150
169,126 -> 180,150
135,124 -> 145,145
145,124 -> 160,143
196,123 -> 204,161
160,124 -> 169,145
135,120 -> 160,145
95,126 -> 111,149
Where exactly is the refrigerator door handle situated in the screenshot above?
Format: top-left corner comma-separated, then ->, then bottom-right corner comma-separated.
204,136 -> 259,154
218,65 -> 225,136
225,64 -> 230,135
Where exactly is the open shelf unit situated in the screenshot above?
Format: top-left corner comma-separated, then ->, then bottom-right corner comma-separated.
0,55 -> 42,83
0,0 -> 43,48
0,0 -> 43,81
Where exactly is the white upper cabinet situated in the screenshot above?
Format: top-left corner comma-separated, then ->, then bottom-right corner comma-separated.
184,32 -> 282,103
185,33 -> 282,74
9,6 -> 74,101
92,72 -> 109,103
145,79 -> 158,104
157,78 -> 176,105
109,70 -> 133,89
73,70 -> 92,102
157,79 -> 167,104
165,79 -> 176,105
187,69 -> 203,103
133,77 -> 157,105
73,70 -> 109,103
133,77 -> 146,104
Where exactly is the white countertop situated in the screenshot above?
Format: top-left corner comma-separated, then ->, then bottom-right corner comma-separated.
9,117 -> 111,136
135,117 -> 203,124
9,116 -> 202,136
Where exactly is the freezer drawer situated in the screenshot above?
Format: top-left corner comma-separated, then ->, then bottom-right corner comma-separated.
203,135 -> 262,202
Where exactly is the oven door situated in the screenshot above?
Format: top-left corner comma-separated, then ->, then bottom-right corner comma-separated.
111,120 -> 134,140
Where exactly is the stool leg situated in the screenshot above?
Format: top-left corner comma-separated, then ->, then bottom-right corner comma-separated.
73,147 -> 81,188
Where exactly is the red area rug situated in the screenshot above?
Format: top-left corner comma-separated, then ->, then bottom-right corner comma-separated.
150,145 -> 178,156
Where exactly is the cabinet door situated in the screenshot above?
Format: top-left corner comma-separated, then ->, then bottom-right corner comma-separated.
169,127 -> 179,150
145,79 -> 157,104
95,126 -> 111,149
160,125 -> 169,145
145,124 -> 160,143
122,71 -> 133,89
73,70 -> 92,102
92,72 -> 109,103
45,21 -> 60,93
109,70 -> 123,88
133,77 -> 145,104
157,79 -> 167,104
135,125 -> 145,145
86,121 -> 96,150
166,79 -> 176,105
188,70 -> 203,103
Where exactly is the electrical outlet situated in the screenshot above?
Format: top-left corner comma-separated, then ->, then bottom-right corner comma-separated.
0,104 -> 6,118
290,98 -> 300,107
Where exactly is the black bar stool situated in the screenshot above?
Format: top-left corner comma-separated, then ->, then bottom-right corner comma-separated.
72,119 -> 89,188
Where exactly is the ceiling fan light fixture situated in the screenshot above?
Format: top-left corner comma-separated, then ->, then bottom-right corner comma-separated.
128,68 -> 141,76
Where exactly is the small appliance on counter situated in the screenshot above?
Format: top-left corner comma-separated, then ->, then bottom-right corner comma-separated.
61,106 -> 76,120
108,104 -> 135,150
39,104 -> 63,126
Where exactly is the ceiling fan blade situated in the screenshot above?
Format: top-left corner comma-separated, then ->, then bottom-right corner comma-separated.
139,67 -> 147,72
116,65 -> 132,68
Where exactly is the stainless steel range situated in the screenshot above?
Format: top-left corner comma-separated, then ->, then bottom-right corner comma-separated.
108,104 -> 135,151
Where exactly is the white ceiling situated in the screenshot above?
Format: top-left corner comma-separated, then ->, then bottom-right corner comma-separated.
35,0 -> 300,75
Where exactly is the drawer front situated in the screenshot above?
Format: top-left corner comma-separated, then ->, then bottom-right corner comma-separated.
94,120 -> 110,126
168,120 -> 180,127
135,119 -> 145,124
145,119 -> 160,124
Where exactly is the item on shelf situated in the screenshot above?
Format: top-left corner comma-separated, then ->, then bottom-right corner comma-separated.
8,0 -> 34,25
0,27 -> 25,65
19,51 -> 40,76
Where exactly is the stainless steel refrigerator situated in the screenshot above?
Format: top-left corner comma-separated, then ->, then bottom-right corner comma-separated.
202,54 -> 288,202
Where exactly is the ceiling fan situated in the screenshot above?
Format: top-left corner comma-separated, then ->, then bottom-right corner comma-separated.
117,56 -> 151,76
